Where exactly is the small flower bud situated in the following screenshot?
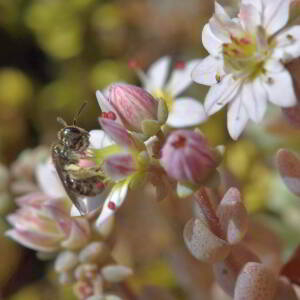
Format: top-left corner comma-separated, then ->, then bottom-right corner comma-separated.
97,84 -> 159,134
101,265 -> 133,283
161,130 -> 222,185
78,242 -> 110,264
55,251 -> 78,272
6,196 -> 91,252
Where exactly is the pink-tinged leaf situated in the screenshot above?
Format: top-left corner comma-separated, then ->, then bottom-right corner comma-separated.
282,103 -> 300,128
183,218 -> 231,264
213,244 -> 260,297
234,262 -> 277,300
217,188 -> 248,244
274,276 -> 298,300
276,149 -> 300,196
280,245 -> 300,286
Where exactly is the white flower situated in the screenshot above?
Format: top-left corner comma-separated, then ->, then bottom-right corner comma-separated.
133,56 -> 207,128
192,0 -> 299,140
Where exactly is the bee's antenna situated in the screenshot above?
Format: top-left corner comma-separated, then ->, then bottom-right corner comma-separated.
57,117 -> 67,127
73,102 -> 87,125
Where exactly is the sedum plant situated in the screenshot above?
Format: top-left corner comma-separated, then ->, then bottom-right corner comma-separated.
4,0 -> 300,299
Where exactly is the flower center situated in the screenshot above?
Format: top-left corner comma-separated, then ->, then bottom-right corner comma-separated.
152,89 -> 173,111
222,28 -> 273,80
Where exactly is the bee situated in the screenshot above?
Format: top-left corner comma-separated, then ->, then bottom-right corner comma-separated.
52,103 -> 105,215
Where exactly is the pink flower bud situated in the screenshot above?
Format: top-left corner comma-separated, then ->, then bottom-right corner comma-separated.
97,84 -> 159,133
160,130 -> 221,185
6,194 -> 90,252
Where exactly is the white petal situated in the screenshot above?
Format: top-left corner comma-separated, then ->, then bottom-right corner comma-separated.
209,3 -> 243,41
263,0 -> 291,35
96,90 -> 110,113
227,97 -> 249,140
274,26 -> 300,61
239,4 -> 262,33
241,0 -> 262,13
264,58 -> 285,73
263,66 -> 297,107
35,161 -> 65,198
89,130 -> 114,149
192,55 -> 225,86
166,97 -> 207,127
95,182 -> 128,227
215,1 -> 231,22
165,59 -> 202,97
204,75 -> 241,115
146,56 -> 171,91
202,24 -> 224,56
242,79 -> 267,123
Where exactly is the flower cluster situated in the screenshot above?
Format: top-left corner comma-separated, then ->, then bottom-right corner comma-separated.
4,0 -> 300,299
5,148 -> 132,300
193,0 -> 300,139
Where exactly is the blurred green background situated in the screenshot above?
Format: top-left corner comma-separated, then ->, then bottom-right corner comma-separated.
1,0 -> 300,299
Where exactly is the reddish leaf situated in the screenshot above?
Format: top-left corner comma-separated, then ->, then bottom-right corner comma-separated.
281,245 -> 300,286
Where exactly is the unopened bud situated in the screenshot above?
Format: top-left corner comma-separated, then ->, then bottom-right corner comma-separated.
79,242 -> 110,264
161,130 -> 222,185
55,251 -> 78,272
98,84 -> 160,134
101,265 -> 133,283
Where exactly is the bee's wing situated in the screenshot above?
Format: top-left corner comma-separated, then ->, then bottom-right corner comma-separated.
51,145 -> 87,215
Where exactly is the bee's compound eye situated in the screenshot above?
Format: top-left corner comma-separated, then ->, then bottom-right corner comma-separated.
65,127 -> 81,135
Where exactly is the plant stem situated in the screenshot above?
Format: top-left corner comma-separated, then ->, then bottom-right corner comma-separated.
194,187 -> 224,239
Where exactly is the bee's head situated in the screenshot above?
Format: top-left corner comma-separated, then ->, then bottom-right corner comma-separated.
56,102 -> 90,151
58,126 -> 90,151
